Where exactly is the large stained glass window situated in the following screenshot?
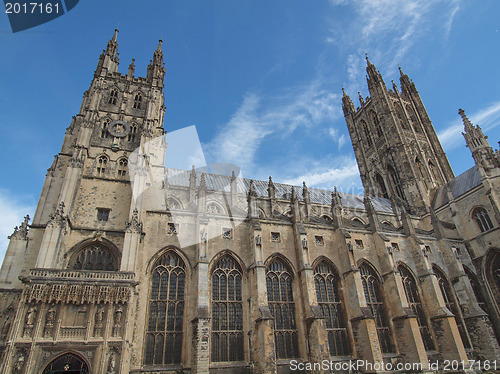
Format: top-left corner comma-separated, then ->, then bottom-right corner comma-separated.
211,255 -> 244,362
266,258 -> 299,359
314,261 -> 350,356
144,252 -> 185,365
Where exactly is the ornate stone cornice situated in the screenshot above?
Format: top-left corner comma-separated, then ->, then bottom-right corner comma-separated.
47,202 -> 68,229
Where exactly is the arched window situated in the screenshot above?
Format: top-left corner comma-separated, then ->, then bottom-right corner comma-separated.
133,93 -> 143,109
117,158 -> 128,177
207,203 -> 222,215
415,157 -> 428,190
127,124 -> 137,142
428,161 -> 440,185
395,103 -> 408,130
314,261 -> 349,356
211,255 -> 244,362
70,242 -> 118,271
375,173 -> 388,199
472,207 -> 494,233
360,120 -> 372,147
406,104 -> 422,133
96,156 -> 108,177
464,267 -> 486,312
388,165 -> 404,199
398,266 -> 435,350
266,258 -> 299,358
359,264 -> 393,353
486,251 -> 500,314
42,352 -> 89,374
101,119 -> 111,138
108,89 -> 118,105
370,111 -> 383,138
144,252 -> 185,365
433,266 -> 472,349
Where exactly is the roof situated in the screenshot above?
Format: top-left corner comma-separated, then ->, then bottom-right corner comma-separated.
433,166 -> 482,208
165,168 -> 393,213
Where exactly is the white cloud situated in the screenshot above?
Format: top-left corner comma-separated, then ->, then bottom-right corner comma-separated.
206,79 -> 342,172
438,101 -> 500,151
329,0 -> 463,89
281,156 -> 361,193
0,189 -> 35,266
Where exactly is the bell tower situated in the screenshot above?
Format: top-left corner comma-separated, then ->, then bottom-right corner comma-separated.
343,57 -> 454,215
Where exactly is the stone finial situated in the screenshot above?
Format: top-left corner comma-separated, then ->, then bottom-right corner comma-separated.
199,173 -> 206,190
248,180 -> 257,198
358,92 -> 364,106
8,215 -> 30,240
47,202 -> 67,229
128,58 -> 135,77
125,208 -> 142,233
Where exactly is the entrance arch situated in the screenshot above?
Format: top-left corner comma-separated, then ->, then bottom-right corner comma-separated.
42,352 -> 89,374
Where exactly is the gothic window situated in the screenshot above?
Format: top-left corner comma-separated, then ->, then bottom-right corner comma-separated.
96,155 -> 108,177
464,267 -> 486,312
314,261 -> 350,356
395,103 -> 409,130
167,198 -> 180,210
117,158 -> 128,177
398,266 -> 435,351
472,207 -> 494,233
433,266 -> 472,349
361,120 -> 372,147
406,104 -> 422,133
428,161 -> 440,185
415,157 -> 428,190
127,123 -> 137,142
133,93 -> 143,109
207,203 -> 222,215
370,111 -> 383,138
359,264 -> 393,353
71,242 -> 118,271
266,258 -> 299,359
42,352 -> 89,374
144,252 -> 185,365
211,255 -> 244,362
486,252 -> 500,311
101,119 -> 111,138
375,173 -> 388,199
108,89 -> 118,105
388,165 -> 404,199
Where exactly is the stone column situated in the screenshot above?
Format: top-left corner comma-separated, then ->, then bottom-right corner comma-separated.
0,216 -> 29,288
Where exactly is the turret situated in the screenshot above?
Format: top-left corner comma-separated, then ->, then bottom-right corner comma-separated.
94,29 -> 120,77
342,88 -> 355,116
147,39 -> 166,87
460,109 -> 500,172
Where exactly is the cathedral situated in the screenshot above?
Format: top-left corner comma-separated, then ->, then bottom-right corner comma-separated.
0,30 -> 499,374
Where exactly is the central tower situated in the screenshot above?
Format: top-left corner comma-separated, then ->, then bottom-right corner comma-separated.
342,58 -> 454,214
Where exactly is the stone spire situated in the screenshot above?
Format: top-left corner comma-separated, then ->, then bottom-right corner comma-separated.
341,87 -> 355,116
147,39 -> 166,86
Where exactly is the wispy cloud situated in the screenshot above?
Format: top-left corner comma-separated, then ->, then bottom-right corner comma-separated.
206,79 -> 342,173
0,189 -> 35,265
438,100 -> 500,151
281,156 -> 361,193
329,0 -> 463,90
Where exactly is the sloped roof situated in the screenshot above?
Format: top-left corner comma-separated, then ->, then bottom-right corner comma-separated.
165,168 -> 393,213
433,166 -> 482,208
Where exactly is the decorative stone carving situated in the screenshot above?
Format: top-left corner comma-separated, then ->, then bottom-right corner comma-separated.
107,349 -> 117,374
8,215 -> 30,240
47,202 -> 67,229
44,304 -> 56,338
125,208 -> 142,233
112,307 -> 123,336
13,352 -> 25,374
23,283 -> 131,304
93,306 -> 105,337
301,237 -> 308,249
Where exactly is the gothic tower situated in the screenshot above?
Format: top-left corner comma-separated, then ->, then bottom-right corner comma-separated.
343,57 -> 454,214
0,30 -> 166,372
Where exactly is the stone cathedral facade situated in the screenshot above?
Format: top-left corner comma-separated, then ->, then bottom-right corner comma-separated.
0,31 -> 500,374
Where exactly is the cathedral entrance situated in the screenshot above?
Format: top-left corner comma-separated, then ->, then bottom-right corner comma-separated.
41,353 -> 89,374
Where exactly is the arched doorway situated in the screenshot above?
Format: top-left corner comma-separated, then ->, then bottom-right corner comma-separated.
42,352 -> 89,374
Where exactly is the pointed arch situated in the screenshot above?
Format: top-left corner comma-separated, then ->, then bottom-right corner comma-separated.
133,92 -> 143,109
360,120 -> 372,147
484,249 -> 500,315
375,173 -> 389,199
433,265 -> 472,349
210,253 -> 244,362
471,207 -> 494,233
101,118 -> 111,138
313,258 -> 350,356
370,110 -> 383,138
463,266 -> 487,312
387,164 -> 404,200
144,250 -> 186,365
67,239 -> 119,271
265,255 -> 299,358
108,88 -> 118,105
117,157 -> 128,178
398,264 -> 435,350
127,122 -> 138,142
96,154 -> 109,177
42,351 -> 90,374
358,261 -> 394,353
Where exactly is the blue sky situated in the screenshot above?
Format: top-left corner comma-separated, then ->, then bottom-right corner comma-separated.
1,0 -> 500,259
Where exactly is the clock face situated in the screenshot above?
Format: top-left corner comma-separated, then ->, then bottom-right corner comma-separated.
107,121 -> 131,138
